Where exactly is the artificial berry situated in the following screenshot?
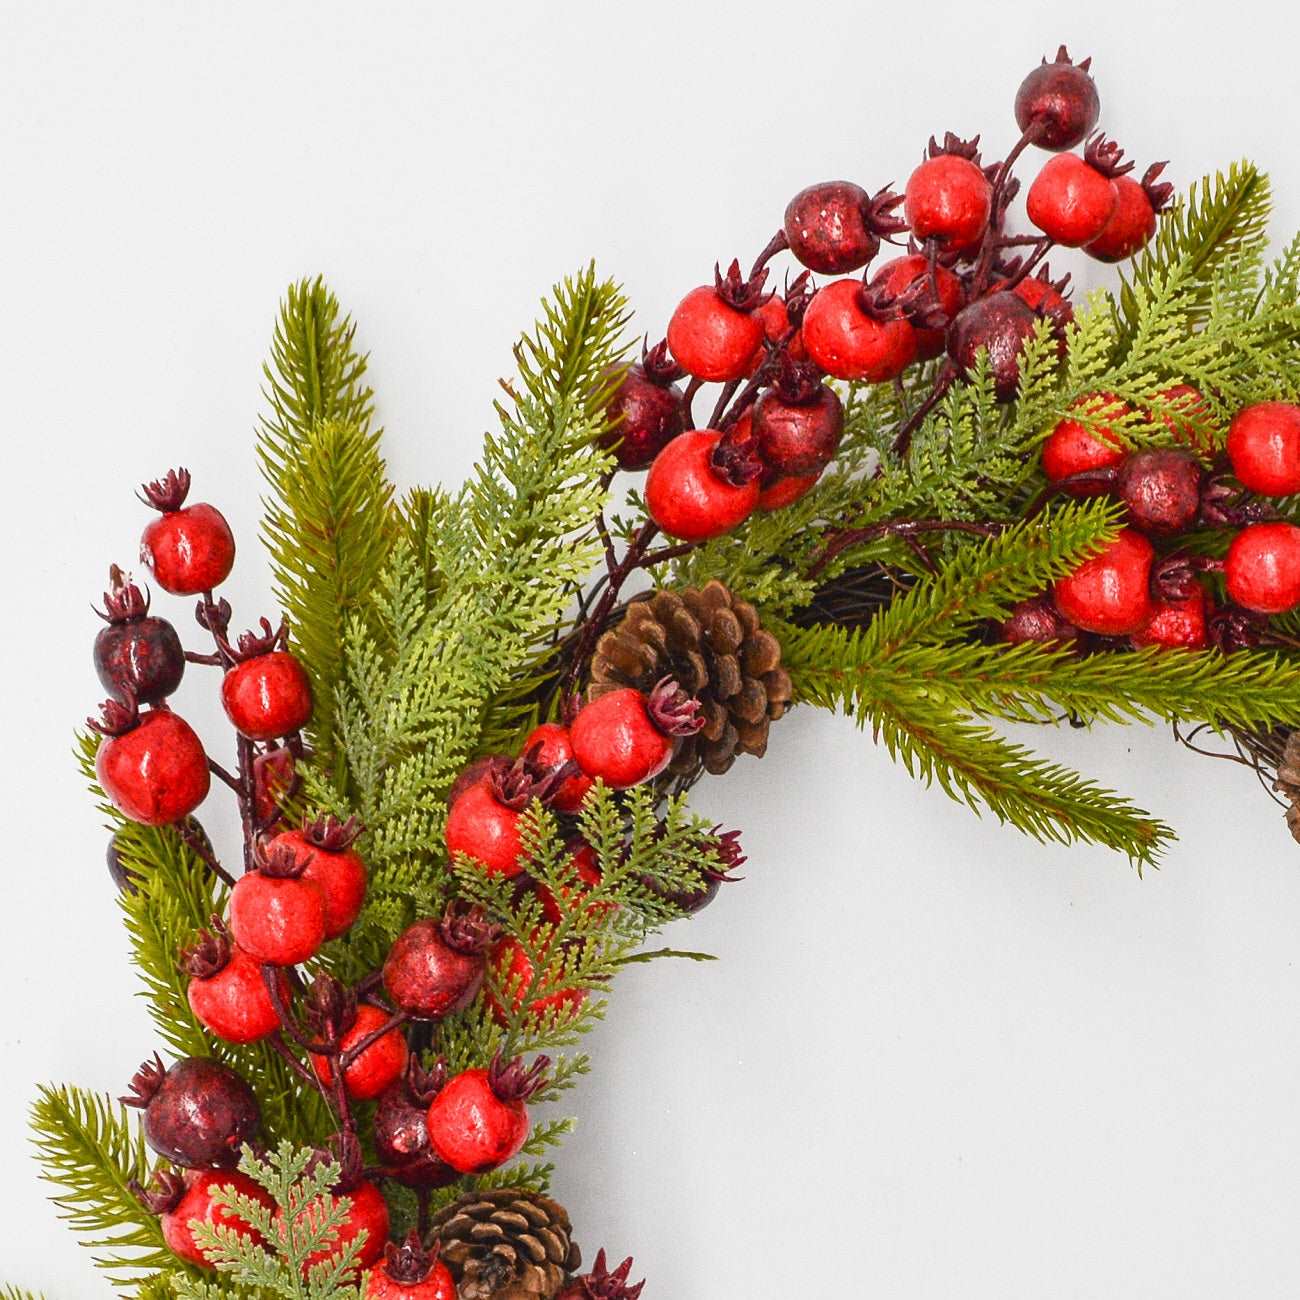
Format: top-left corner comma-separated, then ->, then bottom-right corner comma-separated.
277,1149 -> 389,1277
311,1003 -> 408,1101
1156,384 -> 1216,452
1009,268 -> 1075,342
487,934 -> 586,1024
106,829 -> 140,894
800,279 -> 917,382
644,429 -> 761,542
136,1168 -> 272,1269
183,917 -> 286,1044
91,698 -> 210,826
537,842 -> 609,924
782,180 -> 904,274
571,678 -> 702,789
1040,394 -> 1127,488
1225,522 -> 1300,613
557,1249 -> 646,1300
758,468 -> 822,512
1131,588 -> 1209,650
1116,449 -> 1203,535
640,827 -> 745,915
601,342 -> 686,470
383,904 -> 498,1020
122,1054 -> 260,1169
93,573 -> 184,705
1026,144 -> 1121,247
523,722 -> 593,812
365,1234 -> 456,1300
1085,163 -> 1172,262
1014,46 -> 1100,152
666,262 -> 766,381
869,253 -> 964,360
252,746 -> 297,821
425,1053 -> 548,1174
903,135 -> 992,252
752,378 -> 843,477
271,816 -> 367,940
1052,528 -> 1155,636
946,291 -> 1039,401
227,841 -> 326,966
999,595 -> 1080,647
1227,401 -> 1300,496
374,1061 -> 459,1188
221,619 -> 313,741
139,469 -> 235,596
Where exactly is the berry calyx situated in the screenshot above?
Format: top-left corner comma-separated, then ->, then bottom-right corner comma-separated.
374,1059 -> 459,1188
183,916 -> 286,1044
1026,136 -> 1130,247
138,469 -> 236,596
1052,528 -> 1155,635
904,134 -> 992,252
1225,522 -> 1300,613
799,278 -> 917,382
946,291 -> 1040,401
227,841 -> 327,966
600,342 -> 687,471
271,816 -> 367,940
782,181 -> 905,274
93,569 -> 185,705
1041,394 -> 1128,488
383,904 -> 499,1019
1227,401 -> 1300,496
135,1167 -> 272,1269
522,722 -> 594,812
1131,588 -> 1209,650
558,1249 -> 646,1300
869,253 -> 964,360
644,429 -> 761,542
122,1053 -> 260,1169
1014,47 -> 1100,152
365,1234 -> 456,1299
221,619 -> 313,741
425,1052 -> 548,1174
91,697 -> 211,826
1116,449 -> 1203,535
999,595 -> 1080,647
666,262 -> 767,381
571,678 -> 703,789
752,369 -> 844,477
311,1002 -> 409,1101
1085,162 -> 1172,262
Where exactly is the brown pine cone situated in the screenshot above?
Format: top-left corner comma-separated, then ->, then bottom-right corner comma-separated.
429,1187 -> 581,1300
588,579 -> 792,776
1275,730 -> 1300,842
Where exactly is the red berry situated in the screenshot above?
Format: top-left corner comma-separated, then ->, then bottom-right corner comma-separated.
279,1175 -> 389,1276
221,621 -> 313,741
800,279 -> 917,382
1131,588 -> 1208,650
645,430 -> 760,541
999,596 -> 1080,647
139,469 -> 236,596
1010,269 -> 1075,341
667,283 -> 764,382
904,148 -> 992,252
1227,401 -> 1300,496
1156,384 -> 1216,453
758,469 -> 821,512
252,746 -> 297,821
137,1168 -> 272,1269
537,843 -> 610,925
571,679 -> 702,789
365,1234 -> 457,1299
444,779 -> 526,877
1014,47 -> 1100,152
93,576 -> 185,706
425,1053 -> 547,1174
1052,528 -> 1155,635
312,1003 -> 408,1101
373,1063 -> 460,1189
783,180 -> 904,274
1026,153 -> 1118,247
228,841 -> 327,966
752,383 -> 843,477
1041,394 -> 1128,488
1226,522 -> 1300,613
601,345 -> 686,470
383,905 -> 497,1020
1085,174 -> 1156,262
869,254 -> 964,360
946,292 -> 1039,401
272,817 -> 367,939
523,722 -> 593,812
92,701 -> 210,826
487,935 -> 586,1024
1116,449 -> 1203,535
183,920 -> 286,1044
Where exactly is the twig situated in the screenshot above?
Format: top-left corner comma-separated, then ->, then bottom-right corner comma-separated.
808,518 -> 1004,579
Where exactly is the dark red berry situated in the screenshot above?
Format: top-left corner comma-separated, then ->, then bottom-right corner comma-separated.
425,1053 -> 548,1174
365,1233 -> 456,1299
522,722 -> 593,812
999,595 -> 1080,647
782,181 -> 905,274
752,381 -> 843,477
904,136 -> 992,252
221,620 -> 313,741
227,841 -> 326,966
1014,47 -> 1100,152
93,573 -> 184,705
312,1003 -> 408,1101
1131,588 -> 1208,650
183,917 -> 286,1044
1026,150 -> 1119,247
946,291 -> 1040,401
106,828 -> 140,894
374,1061 -> 459,1189
558,1249 -> 646,1300
645,429 -> 761,542
666,262 -> 767,381
1041,394 -> 1127,487
1226,522 -> 1300,613
571,678 -> 702,789
641,826 -> 744,915
1227,401 -> 1300,496
122,1054 -> 260,1169
271,816 -> 367,940
601,343 -> 687,471
139,469 -> 236,596
135,1167 -> 272,1269
869,254 -> 964,360
91,698 -> 210,826
1116,449 -> 1202,535
800,279 -> 917,382
384,904 -> 498,1020
1052,528 -> 1155,635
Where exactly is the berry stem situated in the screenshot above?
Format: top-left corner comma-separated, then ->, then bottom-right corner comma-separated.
184,650 -> 225,666
338,1010 -> 408,1072
970,120 -> 1046,296
207,758 -> 242,793
266,1029 -> 317,1086
175,818 -> 237,889
707,379 -> 741,429
749,228 -> 789,280
890,363 -> 957,458
808,517 -> 1004,578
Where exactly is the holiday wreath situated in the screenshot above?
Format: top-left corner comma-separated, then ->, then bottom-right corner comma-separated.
17,43 -> 1300,1300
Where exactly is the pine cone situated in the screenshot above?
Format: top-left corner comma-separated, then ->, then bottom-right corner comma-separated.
429,1187 -> 581,1300
1275,730 -> 1300,843
588,580 -> 791,776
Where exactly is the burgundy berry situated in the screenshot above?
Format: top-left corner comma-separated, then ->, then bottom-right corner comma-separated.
571,677 -> 703,790
106,829 -> 140,894
752,364 -> 844,477
522,721 -> 593,812
558,1249 -> 646,1300
139,468 -> 236,596
1116,449 -> 1203,535
666,261 -> 767,381
221,619 -> 313,741
311,1002 -> 408,1101
869,253 -> 965,360
1052,528 -> 1155,636
374,1060 -> 459,1189
122,1053 -> 260,1169
91,696 -> 210,826
1014,46 -> 1101,152
383,904 -> 499,1020
644,429 -> 761,542
227,840 -> 326,966
183,916 -> 286,1044
425,1052 -> 549,1174
1131,588 -> 1209,651
1225,522 -> 1300,613
601,341 -> 686,470
800,279 -> 917,382
1086,163 -> 1173,262
999,596 -> 1080,647
782,181 -> 905,274
642,826 -> 744,915
365,1233 -> 456,1299
93,571 -> 184,705
946,291 -> 1040,401
1026,134 -> 1132,247
1227,401 -> 1300,496
270,816 -> 367,940
903,134 -> 992,253
134,1168 -> 272,1269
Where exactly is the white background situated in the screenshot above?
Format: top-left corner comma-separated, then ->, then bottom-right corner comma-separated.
3,1 -> 1300,1295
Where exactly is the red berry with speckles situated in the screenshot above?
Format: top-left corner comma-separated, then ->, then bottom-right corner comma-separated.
1053,528 -> 1155,635
136,1168 -> 273,1269
1086,176 -> 1154,261
1226,522 -> 1300,613
869,254 -> 964,360
600,343 -> 687,470
271,816 -> 367,939
139,469 -> 236,595
228,841 -> 326,966
1156,384 -> 1216,452
523,722 -> 593,812
93,574 -> 185,706
221,620 -> 313,741
374,1061 -> 460,1188
253,746 -> 296,820
365,1234 -> 457,1299
183,918 -> 286,1044
1014,47 -> 1100,152
1131,588 -> 1209,650
312,1003 -> 408,1101
801,279 -> 917,382
1041,394 -> 1128,489
1227,402 -> 1300,496
999,596 -> 1080,647
383,904 -> 498,1020
947,292 -> 1039,401
426,1053 -> 548,1175
91,698 -> 210,826
1010,268 -> 1075,342
904,137 -> 992,252
645,429 -> 761,541
537,842 -> 610,925
571,678 -> 703,789
1117,449 -> 1203,535
122,1054 -> 260,1169
667,262 -> 767,381
752,381 -> 843,477
782,181 -> 905,274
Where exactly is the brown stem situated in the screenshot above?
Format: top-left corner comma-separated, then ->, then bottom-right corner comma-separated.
175,818 -> 236,888
808,518 -> 1004,579
707,379 -> 741,430
749,228 -> 789,280
339,1011 -> 408,1072
1023,466 -> 1119,517
184,650 -> 225,666
970,120 -> 1046,297
261,967 -> 335,1055
891,364 -> 957,458
207,759 -> 241,793
634,540 -> 699,570
266,1030 -> 316,1087
681,376 -> 703,428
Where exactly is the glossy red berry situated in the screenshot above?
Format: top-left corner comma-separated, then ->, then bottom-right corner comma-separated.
557,1249 -> 646,1300
1015,47 -> 1100,152
221,620 -> 313,741
383,904 -> 498,1020
645,429 -> 761,541
758,469 -> 821,512
571,678 -> 702,789
782,181 -> 905,274
1027,153 -> 1118,247
800,279 -> 917,382
122,1054 -> 260,1169
1010,268 -> 1075,341
999,595 -> 1080,647
1227,401 -> 1300,496
183,918 -> 286,1044
272,816 -> 367,940
1131,588 -> 1208,650
93,574 -> 184,705
523,722 -> 593,812
136,1168 -> 272,1269
869,254 -> 964,360
1052,528 -> 1155,636
946,291 -> 1039,401
752,381 -> 843,477
487,934 -> 586,1024
445,779 -> 526,876
139,469 -> 236,595
1086,175 -> 1153,262
425,1053 -> 548,1175
666,262 -> 766,381
601,343 -> 687,470
904,137 -> 992,252
1041,394 -> 1127,488
279,1172 -> 390,1276
228,841 -> 326,966
1225,522 -> 1300,613
365,1234 -> 456,1299
374,1062 -> 460,1189
1116,449 -> 1202,535
92,699 -> 210,826
312,1003 -> 408,1101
